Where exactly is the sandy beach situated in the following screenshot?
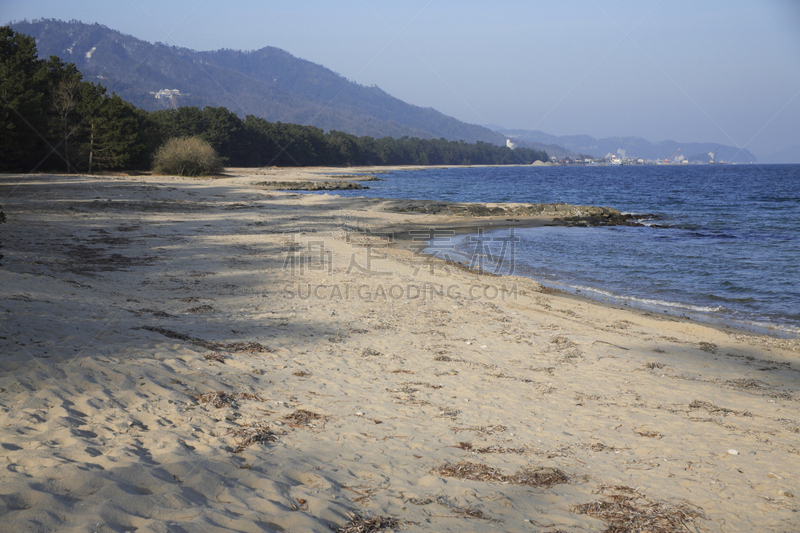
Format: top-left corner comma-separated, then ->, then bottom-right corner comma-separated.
1,167 -> 798,532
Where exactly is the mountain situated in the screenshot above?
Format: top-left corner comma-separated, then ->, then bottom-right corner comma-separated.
490,127 -> 757,163
9,19 -> 508,145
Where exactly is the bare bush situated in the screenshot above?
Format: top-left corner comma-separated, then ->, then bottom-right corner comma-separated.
153,136 -> 223,176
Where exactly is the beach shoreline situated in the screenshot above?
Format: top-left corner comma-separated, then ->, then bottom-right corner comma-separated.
237,166 -> 800,340
1,168 -> 799,532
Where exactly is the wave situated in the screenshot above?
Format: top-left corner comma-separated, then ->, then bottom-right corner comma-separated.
550,283 -> 800,337
567,284 -> 725,313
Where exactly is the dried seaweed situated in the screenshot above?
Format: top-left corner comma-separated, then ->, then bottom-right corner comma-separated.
343,485 -> 382,505
574,486 -> 704,533
185,304 -> 214,313
221,341 -> 271,354
433,353 -> 497,369
136,308 -> 174,318
451,505 -> 491,520
457,441 -> 528,454
550,335 -> 577,350
141,326 -> 272,353
143,326 -> 191,342
204,352 -> 226,363
451,425 -> 507,436
509,468 -> 569,487
235,392 -> 265,402
408,494 -> 498,522
433,461 -> 568,487
195,391 -> 265,408
336,513 -> 401,533
588,442 -> 626,453
196,391 -> 235,408
433,461 -> 506,483
226,421 -> 280,453
387,385 -> 419,394
726,378 -> 768,390
409,381 -> 443,389
698,342 -> 717,354
293,370 -> 312,377
283,409 -> 326,427
689,399 -> 749,416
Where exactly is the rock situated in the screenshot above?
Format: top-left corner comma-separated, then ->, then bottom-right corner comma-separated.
381,199 -> 650,226
253,180 -> 363,191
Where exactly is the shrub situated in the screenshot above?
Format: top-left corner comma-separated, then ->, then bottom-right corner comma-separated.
152,136 -> 223,176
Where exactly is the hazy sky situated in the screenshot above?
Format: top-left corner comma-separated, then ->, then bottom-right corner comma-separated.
4,0 -> 800,158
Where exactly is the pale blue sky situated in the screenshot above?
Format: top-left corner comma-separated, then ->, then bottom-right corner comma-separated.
4,1 -> 800,159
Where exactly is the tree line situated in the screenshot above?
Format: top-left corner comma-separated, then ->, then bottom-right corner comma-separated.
1,26 -> 549,174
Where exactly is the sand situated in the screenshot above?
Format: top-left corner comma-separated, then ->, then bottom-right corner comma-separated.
1,167 -> 798,532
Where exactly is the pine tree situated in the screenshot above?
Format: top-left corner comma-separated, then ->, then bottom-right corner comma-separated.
0,27 -> 50,172
76,84 -> 140,172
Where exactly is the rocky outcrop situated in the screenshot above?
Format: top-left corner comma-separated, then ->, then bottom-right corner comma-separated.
252,181 -> 364,191
382,200 -> 646,226
324,174 -> 381,181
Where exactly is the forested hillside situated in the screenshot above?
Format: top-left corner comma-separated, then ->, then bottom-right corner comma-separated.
10,19 -> 509,145
0,26 -> 548,174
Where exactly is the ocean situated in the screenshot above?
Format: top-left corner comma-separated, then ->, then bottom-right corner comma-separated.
324,164 -> 800,337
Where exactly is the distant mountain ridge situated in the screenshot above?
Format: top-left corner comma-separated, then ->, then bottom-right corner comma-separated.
10,19 -> 508,144
492,127 -> 757,164
9,19 -> 765,163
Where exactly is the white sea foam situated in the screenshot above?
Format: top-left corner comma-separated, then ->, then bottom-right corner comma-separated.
567,284 -> 725,313
561,283 -> 799,337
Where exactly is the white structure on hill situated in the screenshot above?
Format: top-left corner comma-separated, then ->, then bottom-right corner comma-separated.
151,89 -> 182,100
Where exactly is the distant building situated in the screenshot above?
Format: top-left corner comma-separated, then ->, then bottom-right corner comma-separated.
150,89 -> 185,110
506,139 -> 517,150
151,89 -> 182,100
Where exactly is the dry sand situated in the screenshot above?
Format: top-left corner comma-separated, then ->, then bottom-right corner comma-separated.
1,167 -> 799,532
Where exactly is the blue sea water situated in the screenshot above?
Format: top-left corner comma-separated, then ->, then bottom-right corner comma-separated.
325,165 -> 800,336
